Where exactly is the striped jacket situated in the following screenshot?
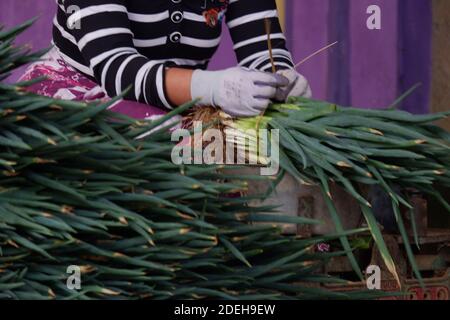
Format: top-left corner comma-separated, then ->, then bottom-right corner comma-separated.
53,0 -> 294,110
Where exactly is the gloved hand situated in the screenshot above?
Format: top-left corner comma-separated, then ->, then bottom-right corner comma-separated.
190,67 -> 288,117
274,68 -> 312,102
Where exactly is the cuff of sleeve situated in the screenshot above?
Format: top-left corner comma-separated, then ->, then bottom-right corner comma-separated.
144,63 -> 175,110
254,55 -> 294,73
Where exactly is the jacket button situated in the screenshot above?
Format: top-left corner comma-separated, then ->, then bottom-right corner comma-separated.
171,11 -> 183,23
169,32 -> 182,43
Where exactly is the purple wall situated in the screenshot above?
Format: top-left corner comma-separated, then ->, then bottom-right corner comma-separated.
349,0 -> 400,109
209,25 -> 236,71
398,0 -> 432,114
0,0 -> 56,82
1,0 -> 432,113
286,0 -> 331,100
286,0 -> 432,113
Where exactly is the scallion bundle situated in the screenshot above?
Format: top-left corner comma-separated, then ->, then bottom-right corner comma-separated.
0,20 -> 386,300
222,95 -> 450,284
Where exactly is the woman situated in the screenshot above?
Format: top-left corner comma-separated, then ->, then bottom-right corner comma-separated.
21,0 -> 311,119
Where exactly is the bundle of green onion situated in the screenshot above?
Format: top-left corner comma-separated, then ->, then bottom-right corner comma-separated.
223,95 -> 450,284
0,20 -> 386,300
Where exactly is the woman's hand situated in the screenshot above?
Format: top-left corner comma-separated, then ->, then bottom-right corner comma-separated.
275,69 -> 312,102
191,67 -> 288,117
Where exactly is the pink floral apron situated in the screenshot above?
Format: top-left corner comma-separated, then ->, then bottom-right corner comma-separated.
19,48 -> 174,122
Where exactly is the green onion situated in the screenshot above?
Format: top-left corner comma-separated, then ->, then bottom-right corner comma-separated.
220,95 -> 450,286
0,20 -> 388,300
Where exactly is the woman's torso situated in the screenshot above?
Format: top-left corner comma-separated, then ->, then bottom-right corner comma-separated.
53,0 -> 230,76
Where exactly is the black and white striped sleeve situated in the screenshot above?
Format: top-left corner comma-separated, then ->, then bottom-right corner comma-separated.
63,0 -> 173,109
226,0 -> 294,72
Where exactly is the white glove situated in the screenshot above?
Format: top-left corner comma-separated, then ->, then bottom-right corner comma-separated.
191,67 -> 288,117
275,69 -> 312,101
